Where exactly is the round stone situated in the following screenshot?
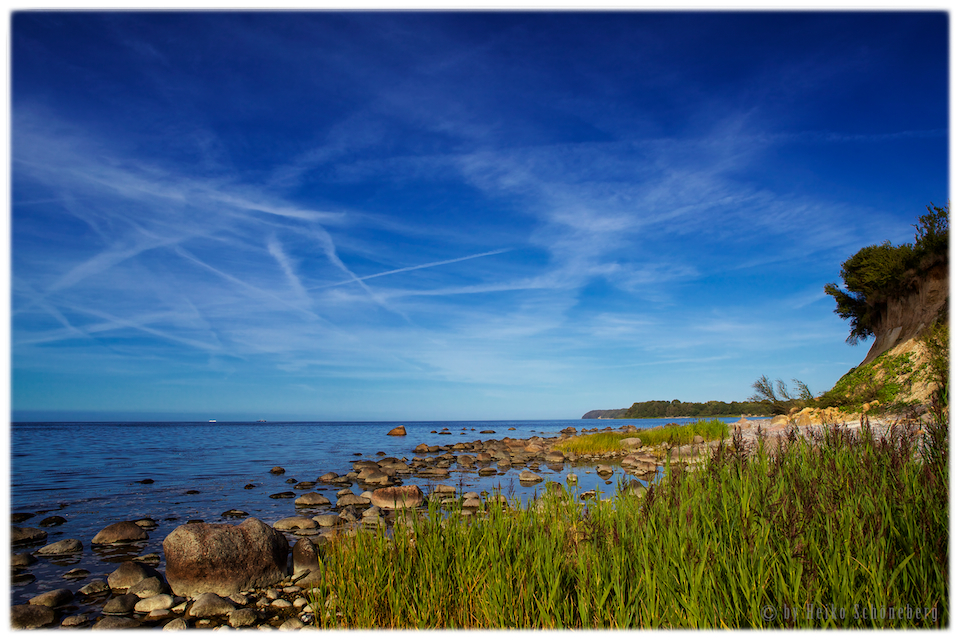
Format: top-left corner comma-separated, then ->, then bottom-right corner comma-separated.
294,492 -> 331,507
92,521 -> 148,545
273,516 -> 317,531
37,538 -> 83,556
103,593 -> 140,615
28,588 -> 74,608
134,594 -> 175,613
11,526 -> 47,546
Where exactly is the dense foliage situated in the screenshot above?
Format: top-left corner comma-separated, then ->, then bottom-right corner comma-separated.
622,399 -> 768,418
825,203 -> 949,344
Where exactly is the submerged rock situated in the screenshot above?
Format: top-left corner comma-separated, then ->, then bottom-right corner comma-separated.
518,470 -> 543,484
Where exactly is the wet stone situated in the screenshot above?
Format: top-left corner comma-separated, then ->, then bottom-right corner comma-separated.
133,552 -> 161,565
61,613 -> 93,627
38,538 -> 83,556
79,579 -> 111,596
11,525 -> 47,546
11,552 -> 37,568
39,515 -> 67,526
10,604 -> 57,629
29,588 -> 74,608
93,616 -> 141,629
62,568 -> 91,580
103,593 -> 140,615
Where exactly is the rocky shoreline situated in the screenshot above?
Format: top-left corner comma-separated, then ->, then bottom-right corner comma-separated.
13,417 -> 875,630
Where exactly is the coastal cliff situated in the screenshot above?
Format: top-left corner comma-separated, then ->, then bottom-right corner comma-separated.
859,258 -> 948,366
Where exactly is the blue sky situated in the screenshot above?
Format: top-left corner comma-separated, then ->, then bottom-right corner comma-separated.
10,11 -> 949,421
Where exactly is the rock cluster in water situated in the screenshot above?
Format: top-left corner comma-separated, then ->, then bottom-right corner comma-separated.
10,421 -> 744,629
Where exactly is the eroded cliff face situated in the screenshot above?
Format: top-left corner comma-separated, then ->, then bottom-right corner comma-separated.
861,260 -> 949,367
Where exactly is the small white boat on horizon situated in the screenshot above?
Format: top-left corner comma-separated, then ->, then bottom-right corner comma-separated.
209,419 -> 217,423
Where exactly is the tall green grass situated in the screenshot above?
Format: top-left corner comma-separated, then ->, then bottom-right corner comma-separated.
555,419 -> 729,455
309,417 -> 948,628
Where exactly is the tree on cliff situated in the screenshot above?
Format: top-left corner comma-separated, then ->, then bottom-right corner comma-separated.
824,203 -> 949,345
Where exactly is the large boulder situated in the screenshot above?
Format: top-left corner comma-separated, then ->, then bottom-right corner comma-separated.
163,518 -> 289,597
370,485 -> 424,510
387,425 -> 407,436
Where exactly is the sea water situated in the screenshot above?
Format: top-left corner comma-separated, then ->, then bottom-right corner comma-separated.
10,418 -> 742,606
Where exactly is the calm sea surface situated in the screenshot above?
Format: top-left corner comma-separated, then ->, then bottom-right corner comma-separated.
10,418 -> 741,605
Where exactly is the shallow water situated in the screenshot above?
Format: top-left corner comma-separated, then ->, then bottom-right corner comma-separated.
10,418 -> 739,609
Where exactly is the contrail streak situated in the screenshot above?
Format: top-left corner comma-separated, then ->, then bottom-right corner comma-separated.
309,248 -> 512,290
